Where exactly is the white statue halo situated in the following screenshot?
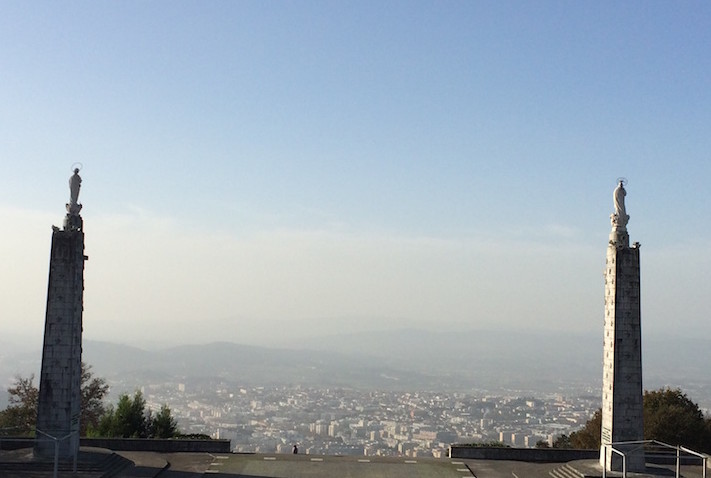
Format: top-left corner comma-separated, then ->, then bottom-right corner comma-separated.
71,162 -> 83,172
616,177 -> 628,186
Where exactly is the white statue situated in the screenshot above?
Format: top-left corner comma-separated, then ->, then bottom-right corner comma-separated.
612,180 -> 629,227
69,168 -> 82,206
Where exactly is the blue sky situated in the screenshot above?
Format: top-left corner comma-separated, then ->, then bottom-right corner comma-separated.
1,2 -> 709,348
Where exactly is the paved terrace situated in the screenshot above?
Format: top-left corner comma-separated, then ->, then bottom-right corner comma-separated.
118,452 -> 560,478
2,449 -> 707,478
117,452 -> 708,478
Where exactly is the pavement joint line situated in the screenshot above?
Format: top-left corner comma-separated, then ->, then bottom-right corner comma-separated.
215,455 -> 229,459
264,456 -> 277,460
211,462 -> 223,466
310,457 -> 324,461
358,459 -> 371,462
404,460 -> 417,463
451,461 -> 464,465
457,468 -> 469,472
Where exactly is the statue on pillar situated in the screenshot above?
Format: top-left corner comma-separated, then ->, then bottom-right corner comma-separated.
611,179 -> 629,228
69,168 -> 82,208
64,166 -> 83,231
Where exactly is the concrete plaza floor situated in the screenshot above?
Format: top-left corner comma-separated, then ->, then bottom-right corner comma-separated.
121,453 -> 709,478
120,452 -> 569,478
2,449 -> 706,478
200,453 -> 480,478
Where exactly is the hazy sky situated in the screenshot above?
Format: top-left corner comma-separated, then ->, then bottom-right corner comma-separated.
1,2 -> 709,349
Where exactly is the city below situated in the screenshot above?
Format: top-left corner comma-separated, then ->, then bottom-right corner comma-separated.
2,334 -> 709,457
136,382 -> 600,457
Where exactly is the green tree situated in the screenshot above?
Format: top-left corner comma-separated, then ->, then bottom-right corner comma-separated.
563,388 -> 711,453
0,374 -> 38,435
149,404 -> 179,438
0,363 -> 108,436
552,434 -> 571,448
92,391 -> 179,439
80,363 -> 109,435
643,388 -> 710,452
95,391 -> 148,438
568,409 -> 601,449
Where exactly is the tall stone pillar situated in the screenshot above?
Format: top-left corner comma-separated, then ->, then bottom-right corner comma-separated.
600,180 -> 644,472
35,169 -> 86,459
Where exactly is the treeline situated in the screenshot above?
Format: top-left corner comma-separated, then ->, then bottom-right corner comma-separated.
547,388 -> 711,453
0,363 -> 179,439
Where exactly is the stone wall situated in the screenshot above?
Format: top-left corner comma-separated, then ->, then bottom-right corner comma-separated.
80,438 -> 231,453
5,437 -> 232,454
0,437 -> 35,451
449,446 -> 598,462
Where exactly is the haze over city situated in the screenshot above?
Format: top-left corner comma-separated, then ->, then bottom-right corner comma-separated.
1,2 -> 710,352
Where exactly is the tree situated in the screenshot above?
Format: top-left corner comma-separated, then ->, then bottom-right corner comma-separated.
644,388 -> 710,452
0,363 -> 108,436
0,374 -> 38,435
95,391 -> 148,438
81,363 -> 109,435
552,434 -> 571,448
150,405 -> 179,438
562,388 -> 711,453
568,409 -> 601,449
92,391 -> 179,439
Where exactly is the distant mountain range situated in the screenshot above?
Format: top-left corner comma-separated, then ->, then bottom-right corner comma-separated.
83,339 -> 428,390
283,328 -> 711,391
1,328 -> 709,408
77,328 -> 604,393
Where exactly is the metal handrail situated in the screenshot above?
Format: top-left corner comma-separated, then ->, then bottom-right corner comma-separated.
603,440 -> 708,478
34,428 -> 77,478
602,443 -> 627,478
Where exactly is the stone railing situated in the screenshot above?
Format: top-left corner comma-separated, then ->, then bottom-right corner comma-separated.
80,438 -> 231,453
449,445 -> 598,462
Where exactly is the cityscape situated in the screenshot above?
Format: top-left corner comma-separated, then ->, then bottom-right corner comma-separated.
132,380 -> 600,457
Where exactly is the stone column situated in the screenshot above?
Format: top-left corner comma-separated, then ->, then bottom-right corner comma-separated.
600,181 -> 644,472
35,169 -> 86,459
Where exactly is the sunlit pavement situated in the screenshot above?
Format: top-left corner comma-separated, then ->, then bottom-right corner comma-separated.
118,453 -> 709,478
200,453 -> 478,478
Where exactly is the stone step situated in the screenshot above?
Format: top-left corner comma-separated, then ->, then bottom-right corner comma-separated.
550,469 -> 568,478
550,463 -> 587,478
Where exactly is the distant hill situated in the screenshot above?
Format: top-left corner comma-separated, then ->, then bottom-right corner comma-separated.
82,340 -> 441,391
83,328 -> 711,395
286,328 -> 603,392
2,329 -> 709,405
288,328 -> 711,391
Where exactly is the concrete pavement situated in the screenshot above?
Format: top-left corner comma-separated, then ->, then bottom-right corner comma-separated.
118,453 -> 709,478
